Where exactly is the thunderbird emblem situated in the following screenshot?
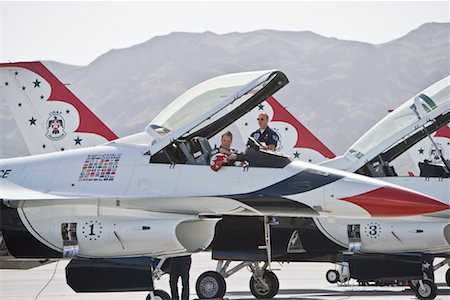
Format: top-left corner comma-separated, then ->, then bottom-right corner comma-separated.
46,111 -> 66,141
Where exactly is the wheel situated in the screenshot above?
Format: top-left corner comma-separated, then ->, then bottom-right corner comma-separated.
249,271 -> 280,299
146,290 -> 171,300
414,279 -> 437,300
196,271 -> 226,299
446,268 -> 450,287
326,269 -> 340,284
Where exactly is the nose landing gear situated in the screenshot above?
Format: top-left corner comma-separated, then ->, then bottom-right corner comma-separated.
146,258 -> 171,300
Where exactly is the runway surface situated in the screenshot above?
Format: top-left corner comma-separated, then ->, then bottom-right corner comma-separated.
1,252 -> 449,299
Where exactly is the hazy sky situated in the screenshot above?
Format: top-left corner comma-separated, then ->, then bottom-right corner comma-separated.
1,1 -> 449,66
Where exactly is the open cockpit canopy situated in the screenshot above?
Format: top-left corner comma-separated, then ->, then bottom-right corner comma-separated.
144,70 -> 288,155
348,76 -> 450,160
337,76 -> 450,177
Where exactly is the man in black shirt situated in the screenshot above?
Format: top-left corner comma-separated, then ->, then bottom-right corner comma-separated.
169,255 -> 192,300
250,113 -> 279,151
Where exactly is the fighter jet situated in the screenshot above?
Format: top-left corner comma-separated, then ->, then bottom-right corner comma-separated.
1,62 -> 449,300
200,76 -> 450,300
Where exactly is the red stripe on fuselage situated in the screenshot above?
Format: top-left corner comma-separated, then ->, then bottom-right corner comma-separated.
339,186 -> 450,217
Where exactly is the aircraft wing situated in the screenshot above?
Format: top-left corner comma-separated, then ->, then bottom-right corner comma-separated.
0,179 -> 319,217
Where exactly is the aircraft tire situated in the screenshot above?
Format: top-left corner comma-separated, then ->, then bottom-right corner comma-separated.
146,289 -> 170,300
446,268 -> 450,287
196,271 -> 226,299
249,271 -> 279,299
326,269 -> 340,284
414,279 -> 437,300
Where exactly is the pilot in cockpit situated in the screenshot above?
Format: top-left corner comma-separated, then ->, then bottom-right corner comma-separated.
251,113 -> 279,151
212,131 -> 246,165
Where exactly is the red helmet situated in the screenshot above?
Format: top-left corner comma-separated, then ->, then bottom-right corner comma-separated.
210,153 -> 228,171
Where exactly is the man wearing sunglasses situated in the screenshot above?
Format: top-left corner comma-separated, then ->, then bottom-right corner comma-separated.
250,113 -> 279,151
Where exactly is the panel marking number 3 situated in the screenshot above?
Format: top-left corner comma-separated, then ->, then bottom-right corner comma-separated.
364,222 -> 381,238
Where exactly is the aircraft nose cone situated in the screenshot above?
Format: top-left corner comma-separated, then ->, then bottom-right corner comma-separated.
339,185 -> 450,217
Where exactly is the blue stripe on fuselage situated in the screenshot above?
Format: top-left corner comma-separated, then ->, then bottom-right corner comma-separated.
252,168 -> 343,196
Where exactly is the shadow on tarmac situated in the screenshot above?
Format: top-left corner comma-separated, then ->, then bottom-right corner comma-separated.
225,285 -> 450,299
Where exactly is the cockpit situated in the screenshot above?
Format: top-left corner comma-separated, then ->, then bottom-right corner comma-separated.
344,76 -> 450,178
145,70 -> 292,169
149,136 -> 291,168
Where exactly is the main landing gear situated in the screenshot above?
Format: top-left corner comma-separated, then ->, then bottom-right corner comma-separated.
196,216 -> 280,299
196,270 -> 227,299
146,290 -> 171,300
249,268 -> 279,299
195,261 -> 280,299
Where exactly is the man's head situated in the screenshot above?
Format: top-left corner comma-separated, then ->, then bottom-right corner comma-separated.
257,113 -> 269,130
221,131 -> 233,149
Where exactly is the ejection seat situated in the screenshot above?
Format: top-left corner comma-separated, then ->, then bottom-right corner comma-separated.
178,137 -> 212,165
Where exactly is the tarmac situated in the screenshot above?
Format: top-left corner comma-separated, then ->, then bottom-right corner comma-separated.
0,252 -> 449,300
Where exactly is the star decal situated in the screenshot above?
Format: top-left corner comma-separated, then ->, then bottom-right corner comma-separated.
14,71 -> 18,76
285,127 -> 289,131
244,122 -> 248,126
33,79 -> 41,88
22,86 -> 26,90
42,144 -> 46,149
74,136 -> 83,145
418,148 -> 424,155
29,117 -> 37,126
4,81 -> 8,86
308,159 -> 312,163
40,95 -> 44,100
18,103 -> 22,107
258,104 -> 265,110
66,109 -> 70,114
293,151 -> 300,159
60,147 -> 65,151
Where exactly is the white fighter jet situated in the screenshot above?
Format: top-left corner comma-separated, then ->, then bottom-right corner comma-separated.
0,62 -> 449,300
202,76 -> 450,300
